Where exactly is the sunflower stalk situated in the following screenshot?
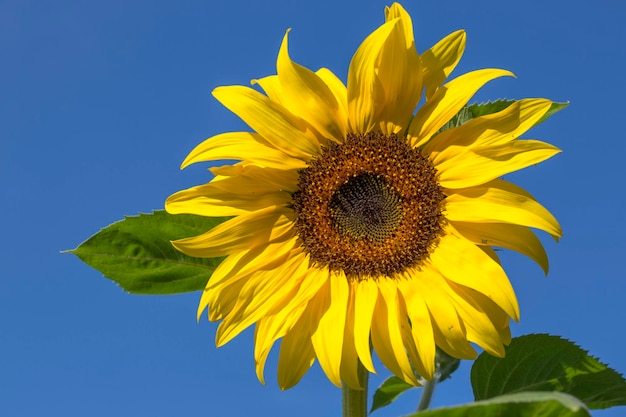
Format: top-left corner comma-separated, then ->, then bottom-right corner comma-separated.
342,362 -> 369,417
416,374 -> 438,411
417,351 -> 461,411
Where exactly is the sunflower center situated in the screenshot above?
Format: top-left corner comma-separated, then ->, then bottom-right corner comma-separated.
292,132 -> 444,280
330,174 -> 402,243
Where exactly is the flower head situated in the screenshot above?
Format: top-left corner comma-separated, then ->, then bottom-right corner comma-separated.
166,3 -> 561,389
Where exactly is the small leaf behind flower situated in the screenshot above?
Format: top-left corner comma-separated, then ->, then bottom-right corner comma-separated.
467,99 -> 515,118
471,334 -> 626,410
405,391 -> 589,417
370,376 -> 414,413
467,99 -> 568,125
435,349 -> 460,383
437,99 -> 567,134
66,211 -> 229,294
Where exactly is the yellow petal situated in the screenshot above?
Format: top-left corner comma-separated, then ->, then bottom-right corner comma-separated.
316,68 -> 348,137
385,3 -> 414,48
425,99 -> 553,158
417,266 -> 477,359
277,311 -> 317,390
353,278 -> 378,373
216,250 -> 308,346
420,30 -> 466,101
347,19 -> 398,134
166,166 -> 295,217
254,301 -> 308,384
199,237 -> 300,323
171,206 -> 294,258
181,132 -> 308,170
276,30 -> 346,141
251,74 -> 284,104
208,164 -> 298,193
371,279 -> 418,385
451,220 -> 549,274
254,262 -> 329,384
397,275 -> 436,380
429,227 -> 520,321
339,289 -> 363,389
255,68 -> 348,140
480,245 -> 501,265
444,281 -> 511,357
436,139 -> 561,189
202,278 -> 246,322
311,270 -> 350,387
282,262 -> 330,311
445,179 -> 562,239
197,248 -> 250,321
376,4 -> 422,134
202,234 -> 298,297
408,69 -> 514,148
397,297 -> 423,380
498,322 -> 512,346
212,85 -> 321,159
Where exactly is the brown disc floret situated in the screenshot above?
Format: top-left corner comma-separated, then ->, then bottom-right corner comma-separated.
291,132 -> 445,280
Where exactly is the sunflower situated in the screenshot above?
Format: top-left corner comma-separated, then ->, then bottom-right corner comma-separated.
165,2 -> 561,390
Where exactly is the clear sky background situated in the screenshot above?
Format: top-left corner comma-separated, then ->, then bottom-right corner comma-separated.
2,1 -> 625,416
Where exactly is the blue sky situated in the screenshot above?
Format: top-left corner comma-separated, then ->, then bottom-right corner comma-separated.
2,1 -> 625,416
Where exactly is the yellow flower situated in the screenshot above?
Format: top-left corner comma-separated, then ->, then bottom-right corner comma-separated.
166,2 -> 561,390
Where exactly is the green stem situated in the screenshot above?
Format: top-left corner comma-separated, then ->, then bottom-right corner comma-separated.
342,362 -> 368,417
417,374 -> 439,412
416,350 -> 459,412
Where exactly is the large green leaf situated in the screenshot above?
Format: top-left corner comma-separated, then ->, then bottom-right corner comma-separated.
471,334 -> 626,410
406,392 -> 589,417
67,211 -> 229,294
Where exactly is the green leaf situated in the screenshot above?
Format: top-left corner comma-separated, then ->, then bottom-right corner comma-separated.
370,376 -> 415,413
471,334 -> 626,410
436,349 -> 461,383
406,392 -> 589,417
66,211 -> 229,294
437,105 -> 475,132
467,99 -> 516,118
